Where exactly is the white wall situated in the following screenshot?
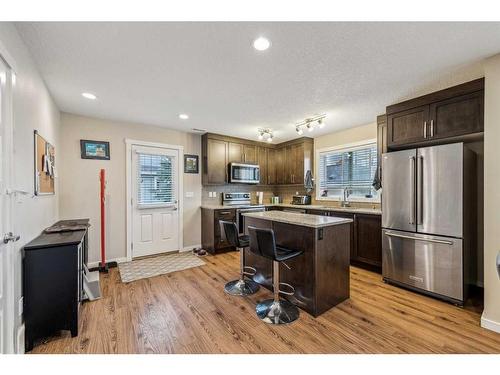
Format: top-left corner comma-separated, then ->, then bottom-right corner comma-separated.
481,53 -> 500,333
59,113 -> 202,265
0,23 -> 60,352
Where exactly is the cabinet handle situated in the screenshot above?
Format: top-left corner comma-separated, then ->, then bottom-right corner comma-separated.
430,120 -> 434,138
219,211 -> 231,215
423,121 -> 427,138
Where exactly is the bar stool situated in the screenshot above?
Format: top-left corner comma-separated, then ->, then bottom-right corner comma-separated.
248,226 -> 303,325
219,220 -> 260,296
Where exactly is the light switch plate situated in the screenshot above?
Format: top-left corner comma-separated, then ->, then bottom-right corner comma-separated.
185,191 -> 194,198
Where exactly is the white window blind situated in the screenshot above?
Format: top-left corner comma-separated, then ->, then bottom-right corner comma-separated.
318,142 -> 378,200
137,153 -> 175,205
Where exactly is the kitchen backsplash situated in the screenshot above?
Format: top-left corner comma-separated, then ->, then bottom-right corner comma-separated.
202,184 -> 381,209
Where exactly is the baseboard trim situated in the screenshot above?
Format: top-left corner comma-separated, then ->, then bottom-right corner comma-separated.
87,257 -> 128,269
181,244 -> 201,253
481,315 -> 500,334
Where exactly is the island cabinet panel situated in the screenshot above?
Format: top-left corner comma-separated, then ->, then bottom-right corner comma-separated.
243,216 -> 351,317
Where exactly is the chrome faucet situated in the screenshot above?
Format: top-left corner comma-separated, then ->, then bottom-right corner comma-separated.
341,188 -> 351,208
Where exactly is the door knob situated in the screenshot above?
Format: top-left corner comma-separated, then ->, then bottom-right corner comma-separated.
3,232 -> 20,244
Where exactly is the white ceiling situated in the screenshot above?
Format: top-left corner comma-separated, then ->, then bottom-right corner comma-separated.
15,22 -> 500,142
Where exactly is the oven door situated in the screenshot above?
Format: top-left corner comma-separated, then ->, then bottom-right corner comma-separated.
237,208 -> 265,234
229,163 -> 260,184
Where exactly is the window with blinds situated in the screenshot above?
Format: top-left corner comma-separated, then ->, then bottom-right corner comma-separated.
137,153 -> 175,206
317,142 -> 379,201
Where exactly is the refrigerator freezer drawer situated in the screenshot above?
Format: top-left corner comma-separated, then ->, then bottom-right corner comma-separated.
382,229 -> 463,301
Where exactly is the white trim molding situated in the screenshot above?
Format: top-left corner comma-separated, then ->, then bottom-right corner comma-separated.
125,139 -> 184,261
315,138 -> 380,203
481,315 -> 500,334
87,257 -> 129,269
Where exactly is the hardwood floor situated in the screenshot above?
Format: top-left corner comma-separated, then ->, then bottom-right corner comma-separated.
31,252 -> 500,354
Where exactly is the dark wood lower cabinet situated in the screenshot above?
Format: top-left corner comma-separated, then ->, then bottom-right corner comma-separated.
201,208 -> 236,253
307,209 -> 382,272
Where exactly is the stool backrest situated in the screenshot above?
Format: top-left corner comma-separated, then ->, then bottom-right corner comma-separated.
248,226 -> 277,260
219,220 -> 239,248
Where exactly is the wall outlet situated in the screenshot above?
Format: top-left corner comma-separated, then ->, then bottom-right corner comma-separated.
18,296 -> 24,316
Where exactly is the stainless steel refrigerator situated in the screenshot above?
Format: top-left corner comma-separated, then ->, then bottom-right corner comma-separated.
381,142 -> 476,304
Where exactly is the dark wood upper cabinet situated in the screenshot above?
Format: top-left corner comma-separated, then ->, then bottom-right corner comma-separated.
202,134 -> 313,186
267,148 -> 277,185
228,142 -> 244,163
243,144 -> 257,163
257,146 -> 268,185
275,147 -> 286,184
387,105 -> 429,147
202,137 -> 227,185
386,78 -> 484,149
429,91 -> 484,140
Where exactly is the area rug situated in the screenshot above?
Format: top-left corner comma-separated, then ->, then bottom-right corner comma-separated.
118,252 -> 205,283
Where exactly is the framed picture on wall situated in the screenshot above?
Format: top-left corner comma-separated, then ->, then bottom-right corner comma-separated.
80,139 -> 110,160
184,154 -> 199,173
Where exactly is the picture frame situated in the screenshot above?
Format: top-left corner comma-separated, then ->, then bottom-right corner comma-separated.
80,139 -> 110,160
184,154 -> 199,174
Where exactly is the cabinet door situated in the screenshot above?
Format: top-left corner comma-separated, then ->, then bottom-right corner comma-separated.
257,146 -> 268,185
429,91 -> 484,140
292,143 -> 305,184
206,139 -> 227,184
387,105 -> 429,147
354,214 -> 382,268
267,148 -> 277,185
284,145 -> 295,184
275,147 -> 286,184
243,144 -> 257,163
228,142 -> 244,162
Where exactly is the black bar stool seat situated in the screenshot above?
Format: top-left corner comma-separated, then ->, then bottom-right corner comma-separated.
219,221 -> 260,296
248,226 -> 303,325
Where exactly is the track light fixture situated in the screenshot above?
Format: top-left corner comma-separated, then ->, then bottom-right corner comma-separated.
295,114 -> 326,135
258,128 -> 274,142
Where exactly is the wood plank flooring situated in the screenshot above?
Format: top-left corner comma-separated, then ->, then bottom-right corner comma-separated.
31,252 -> 500,354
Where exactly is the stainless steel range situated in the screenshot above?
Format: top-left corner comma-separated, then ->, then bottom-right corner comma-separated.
222,192 -> 265,234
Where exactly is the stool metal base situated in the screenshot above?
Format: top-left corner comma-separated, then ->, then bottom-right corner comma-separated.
224,279 -> 260,296
256,299 -> 299,325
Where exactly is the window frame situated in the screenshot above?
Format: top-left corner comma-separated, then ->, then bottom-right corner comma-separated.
315,138 -> 380,203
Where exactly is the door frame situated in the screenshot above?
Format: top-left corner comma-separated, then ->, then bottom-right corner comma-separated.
125,139 -> 184,261
0,52 -> 16,354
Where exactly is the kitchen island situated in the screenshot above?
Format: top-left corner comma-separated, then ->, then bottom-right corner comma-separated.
242,211 -> 353,317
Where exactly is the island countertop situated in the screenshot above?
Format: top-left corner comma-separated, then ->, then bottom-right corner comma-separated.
242,210 -> 353,228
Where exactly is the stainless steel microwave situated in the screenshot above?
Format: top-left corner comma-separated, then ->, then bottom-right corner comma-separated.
229,163 -> 260,184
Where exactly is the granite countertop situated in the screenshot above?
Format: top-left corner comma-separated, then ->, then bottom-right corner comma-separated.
201,203 -> 381,215
242,210 -> 353,228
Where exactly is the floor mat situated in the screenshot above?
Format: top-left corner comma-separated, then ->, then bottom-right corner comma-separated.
118,252 -> 205,283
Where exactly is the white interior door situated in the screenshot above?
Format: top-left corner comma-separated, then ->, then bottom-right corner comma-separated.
0,57 -> 14,353
131,145 -> 181,258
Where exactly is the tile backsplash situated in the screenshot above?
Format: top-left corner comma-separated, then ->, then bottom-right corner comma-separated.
202,184 -> 380,209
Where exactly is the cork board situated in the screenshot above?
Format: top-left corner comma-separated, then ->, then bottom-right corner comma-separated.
34,130 -> 55,195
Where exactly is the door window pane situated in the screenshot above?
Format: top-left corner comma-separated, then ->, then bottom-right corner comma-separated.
137,153 -> 175,205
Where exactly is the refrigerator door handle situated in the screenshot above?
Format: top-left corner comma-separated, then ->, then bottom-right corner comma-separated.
385,231 -> 454,245
417,155 -> 424,225
409,156 -> 416,224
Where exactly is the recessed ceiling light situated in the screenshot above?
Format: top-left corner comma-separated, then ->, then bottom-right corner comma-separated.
253,37 -> 271,51
179,113 -> 189,120
82,92 -> 97,100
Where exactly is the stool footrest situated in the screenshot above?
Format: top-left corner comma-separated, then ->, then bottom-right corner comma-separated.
243,266 -> 257,277
278,282 -> 295,296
